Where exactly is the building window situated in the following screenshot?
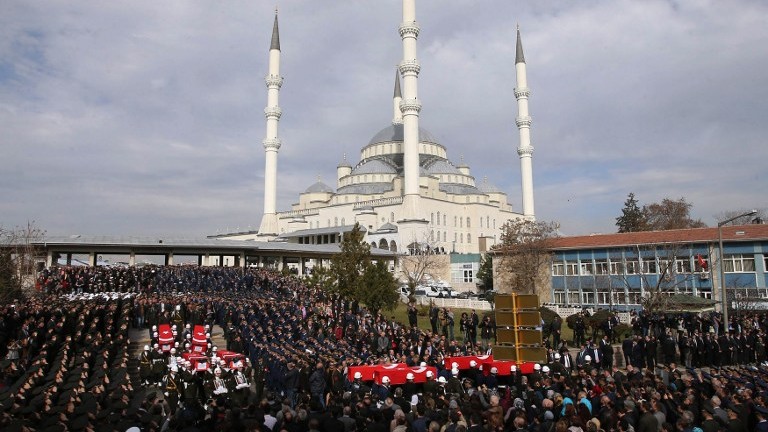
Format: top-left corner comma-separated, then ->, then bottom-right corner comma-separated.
596,290 -> 611,305
460,234 -> 464,243
466,217 -> 471,228
341,218 -> 345,225
765,256 -> 768,271
610,261 -> 624,275
594,260 -> 608,275
641,258 -> 657,274
467,234 -> 471,244
565,262 -> 578,276
582,291 -> 595,305
567,292 -> 579,305
625,260 -> 639,274
334,217 -> 338,226
431,213 -> 434,224
391,212 -> 394,222
480,218 -> 483,228
437,231 -> 441,242
455,216 -> 458,227
628,292 -> 641,304
675,257 -> 692,273
723,254 -> 756,272
436,212 -> 440,225
580,261 -> 594,275
454,233 -> 458,243
553,291 -> 566,304
444,215 -> 447,225
552,263 -> 565,276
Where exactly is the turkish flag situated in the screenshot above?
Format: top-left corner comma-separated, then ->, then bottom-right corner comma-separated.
696,254 -> 708,271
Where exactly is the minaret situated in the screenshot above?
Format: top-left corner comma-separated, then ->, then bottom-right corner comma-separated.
392,70 -> 403,125
258,11 -> 283,236
399,0 -> 422,220
515,26 -> 535,218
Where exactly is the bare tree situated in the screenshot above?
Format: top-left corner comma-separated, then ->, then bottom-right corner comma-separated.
399,233 -> 448,296
715,208 -> 767,225
0,221 -> 45,303
494,219 -> 559,295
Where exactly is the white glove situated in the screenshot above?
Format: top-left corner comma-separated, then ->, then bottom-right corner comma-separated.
164,392 -> 169,397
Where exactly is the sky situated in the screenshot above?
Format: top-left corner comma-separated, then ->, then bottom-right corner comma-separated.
1,0 -> 767,238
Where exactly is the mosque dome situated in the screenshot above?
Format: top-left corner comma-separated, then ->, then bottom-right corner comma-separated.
424,159 -> 462,175
304,181 -> 334,194
351,158 -> 398,175
367,124 -> 440,146
477,177 -> 504,194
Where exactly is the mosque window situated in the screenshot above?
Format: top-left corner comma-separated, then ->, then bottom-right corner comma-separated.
493,219 -> 496,229
466,217 -> 471,228
454,216 -> 458,227
327,219 -> 331,227
444,231 -> 447,242
467,234 -> 471,244
341,218 -> 345,225
454,232 -> 457,242
443,215 -> 446,225
460,234 -> 464,243
436,212 -> 441,226
334,217 -> 338,226
480,218 -> 483,228
390,212 -> 394,222
430,230 -> 434,241
437,231 -> 441,241
431,213 -> 434,224
486,216 -> 490,228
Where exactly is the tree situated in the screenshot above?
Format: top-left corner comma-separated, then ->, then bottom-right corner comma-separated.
399,234 -> 448,295
475,254 -> 494,292
305,265 -> 335,292
715,208 -> 767,226
495,219 -> 560,295
0,221 -> 45,303
616,192 -> 646,233
642,197 -> 706,231
329,223 -> 371,300
359,260 -> 399,316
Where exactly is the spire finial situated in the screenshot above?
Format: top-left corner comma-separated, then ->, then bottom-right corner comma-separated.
317,174 -> 321,182
515,26 -> 525,64
393,69 -> 402,98
270,10 -> 280,51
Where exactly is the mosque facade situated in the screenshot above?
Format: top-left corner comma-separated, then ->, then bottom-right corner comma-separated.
220,0 -> 537,283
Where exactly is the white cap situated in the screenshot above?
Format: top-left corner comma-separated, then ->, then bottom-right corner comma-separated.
470,360 -> 477,367
554,353 -> 561,359
176,305 -> 181,310
452,362 -> 459,369
438,376 -> 447,383
172,324 -> 177,330
144,345 -> 150,351
511,365 -> 517,372
426,370 -> 434,378
410,394 -> 419,406
152,325 -> 157,330
212,346 -> 218,351
153,343 -> 159,348
382,376 -> 390,384
354,372 -> 362,379
490,367 -> 498,374
406,373 -> 415,380
534,363 -> 541,370
585,355 -> 592,362
171,365 -> 178,372
542,366 -> 550,373
420,362 -> 427,367
186,323 -> 191,329
451,368 -> 459,376
170,348 -> 176,354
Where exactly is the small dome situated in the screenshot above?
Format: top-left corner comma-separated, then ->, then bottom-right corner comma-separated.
352,159 -> 397,175
304,181 -> 334,194
368,124 -> 439,146
478,177 -> 503,194
337,154 -> 352,168
425,159 -> 462,175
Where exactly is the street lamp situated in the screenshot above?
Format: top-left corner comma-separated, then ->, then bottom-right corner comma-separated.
718,209 -> 757,330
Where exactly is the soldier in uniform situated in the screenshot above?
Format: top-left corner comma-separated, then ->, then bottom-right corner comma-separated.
229,359 -> 251,407
162,365 -> 182,414
179,360 -> 201,411
138,345 -> 151,385
150,343 -> 165,385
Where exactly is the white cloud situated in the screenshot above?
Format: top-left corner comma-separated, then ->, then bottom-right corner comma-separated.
0,0 -> 766,236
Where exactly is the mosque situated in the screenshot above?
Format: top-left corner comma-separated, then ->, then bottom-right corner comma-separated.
217,0 -> 537,285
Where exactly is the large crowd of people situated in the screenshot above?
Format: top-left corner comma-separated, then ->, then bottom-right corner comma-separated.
0,265 -> 767,431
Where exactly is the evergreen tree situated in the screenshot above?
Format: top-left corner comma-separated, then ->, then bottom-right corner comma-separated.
359,260 -> 399,316
329,223 -> 371,300
615,192 -> 646,233
476,254 -> 494,291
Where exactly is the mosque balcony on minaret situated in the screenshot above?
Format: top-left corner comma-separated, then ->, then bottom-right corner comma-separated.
264,106 -> 282,120
514,87 -> 530,100
263,138 -> 282,151
398,60 -> 421,77
265,75 -> 284,89
515,116 -> 532,128
398,22 -> 420,39
517,146 -> 534,156
399,99 -> 422,115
